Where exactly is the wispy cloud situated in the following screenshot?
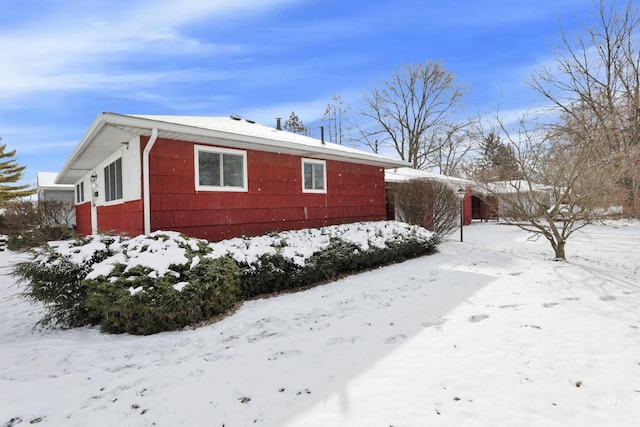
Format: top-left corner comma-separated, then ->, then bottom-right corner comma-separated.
0,122 -> 78,153
0,0 -> 308,101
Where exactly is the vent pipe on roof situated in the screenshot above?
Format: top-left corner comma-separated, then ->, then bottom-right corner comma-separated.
276,117 -> 282,130
320,126 -> 325,145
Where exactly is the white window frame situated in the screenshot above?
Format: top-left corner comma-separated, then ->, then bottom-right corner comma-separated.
301,158 -> 327,193
104,157 -> 123,203
76,181 -> 85,204
195,145 -> 248,192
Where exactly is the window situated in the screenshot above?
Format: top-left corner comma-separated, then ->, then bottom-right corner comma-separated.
195,146 -> 247,191
76,181 -> 84,203
104,158 -> 123,202
302,158 -> 326,193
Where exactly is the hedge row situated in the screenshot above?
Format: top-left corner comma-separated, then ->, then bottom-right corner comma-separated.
13,222 -> 440,335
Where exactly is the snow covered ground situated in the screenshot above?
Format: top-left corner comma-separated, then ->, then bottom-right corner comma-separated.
1,221 -> 639,426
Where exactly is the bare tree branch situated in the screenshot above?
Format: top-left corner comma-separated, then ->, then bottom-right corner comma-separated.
357,61 -> 467,170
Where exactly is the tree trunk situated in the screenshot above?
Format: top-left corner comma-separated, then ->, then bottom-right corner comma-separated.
554,239 -> 566,260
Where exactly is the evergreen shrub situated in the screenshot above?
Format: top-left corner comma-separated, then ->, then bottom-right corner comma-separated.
86,257 -> 240,335
14,222 -> 440,335
13,238 -> 115,328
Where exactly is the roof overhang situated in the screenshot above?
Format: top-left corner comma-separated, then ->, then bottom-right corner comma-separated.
385,167 -> 474,189
56,113 -> 410,184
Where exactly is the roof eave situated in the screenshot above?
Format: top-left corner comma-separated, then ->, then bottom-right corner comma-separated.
55,113 -> 111,184
56,113 -> 410,183
107,113 -> 409,168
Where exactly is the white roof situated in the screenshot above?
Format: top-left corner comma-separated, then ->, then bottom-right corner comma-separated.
56,113 -> 409,184
487,180 -> 555,194
384,170 -> 557,197
385,167 -> 473,189
37,172 -> 73,190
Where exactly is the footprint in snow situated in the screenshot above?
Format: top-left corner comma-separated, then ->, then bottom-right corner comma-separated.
203,353 -> 233,362
384,334 -> 407,344
422,318 -> 447,329
600,295 -> 617,301
268,350 -> 302,361
326,336 -> 359,345
468,314 -> 489,323
542,302 -> 559,308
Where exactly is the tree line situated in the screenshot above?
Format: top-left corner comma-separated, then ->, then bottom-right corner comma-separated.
4,1 -> 638,260
281,0 -> 640,259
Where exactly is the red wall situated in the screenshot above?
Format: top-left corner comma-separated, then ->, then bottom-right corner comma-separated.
144,137 -> 387,241
75,202 -> 92,235
463,192 -> 472,225
97,199 -> 144,236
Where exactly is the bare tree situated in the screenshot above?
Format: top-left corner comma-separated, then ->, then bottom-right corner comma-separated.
1,199 -> 77,249
357,61 -> 467,170
322,94 -> 351,144
472,112 -> 605,260
429,121 -> 474,176
470,0 -> 640,260
529,0 -> 640,216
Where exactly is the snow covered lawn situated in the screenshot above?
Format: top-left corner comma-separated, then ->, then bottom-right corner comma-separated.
1,221 -> 639,426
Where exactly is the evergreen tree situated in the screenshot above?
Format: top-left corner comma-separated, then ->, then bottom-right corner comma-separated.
0,140 -> 36,207
283,111 -> 310,136
478,132 -> 520,180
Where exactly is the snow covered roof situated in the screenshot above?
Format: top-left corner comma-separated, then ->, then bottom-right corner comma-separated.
384,170 -> 556,197
36,172 -> 73,190
56,113 -> 409,184
487,180 -> 555,194
385,167 -> 474,189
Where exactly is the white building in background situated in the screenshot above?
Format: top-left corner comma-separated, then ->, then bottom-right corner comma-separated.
36,172 -> 76,226
36,172 -> 74,203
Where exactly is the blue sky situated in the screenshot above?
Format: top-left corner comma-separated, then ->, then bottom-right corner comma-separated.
1,0 -> 598,188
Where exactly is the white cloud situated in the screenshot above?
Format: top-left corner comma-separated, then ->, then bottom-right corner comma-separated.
0,0 -> 308,101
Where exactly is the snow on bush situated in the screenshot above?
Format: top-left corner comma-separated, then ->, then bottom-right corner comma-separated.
47,221 -> 435,279
208,220 -> 435,267
14,221 -> 439,334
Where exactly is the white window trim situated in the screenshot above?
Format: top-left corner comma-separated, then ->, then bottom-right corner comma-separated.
194,145 -> 248,192
75,181 -> 85,204
103,157 -> 123,204
301,158 -> 327,193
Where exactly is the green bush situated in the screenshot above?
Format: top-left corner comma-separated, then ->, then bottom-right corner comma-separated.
85,257 -> 240,335
14,222 -> 440,335
238,253 -> 301,299
238,234 -> 441,300
13,240 -> 115,328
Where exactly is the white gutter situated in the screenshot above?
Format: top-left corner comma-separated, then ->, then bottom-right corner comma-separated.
142,128 -> 158,235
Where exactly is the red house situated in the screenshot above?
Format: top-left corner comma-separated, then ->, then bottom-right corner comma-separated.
55,113 -> 409,241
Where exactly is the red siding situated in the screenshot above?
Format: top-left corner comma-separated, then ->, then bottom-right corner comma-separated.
75,202 -> 92,235
145,137 -> 387,241
97,199 -> 144,236
463,192 -> 473,225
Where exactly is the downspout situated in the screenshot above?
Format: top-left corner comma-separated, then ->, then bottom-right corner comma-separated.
142,128 -> 159,235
